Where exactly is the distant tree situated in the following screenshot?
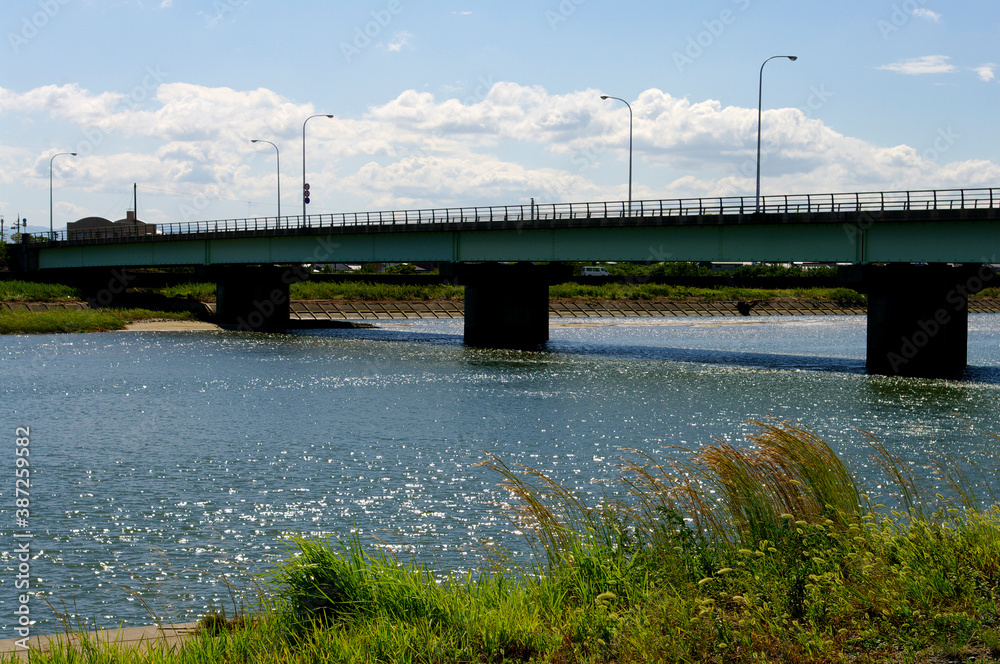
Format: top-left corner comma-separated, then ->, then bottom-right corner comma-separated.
385,263 -> 418,275
649,262 -> 716,277
731,263 -> 838,279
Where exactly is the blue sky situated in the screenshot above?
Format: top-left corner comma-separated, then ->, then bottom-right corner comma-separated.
1,0 -> 998,232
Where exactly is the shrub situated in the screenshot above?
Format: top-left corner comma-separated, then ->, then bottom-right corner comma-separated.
827,287 -> 866,307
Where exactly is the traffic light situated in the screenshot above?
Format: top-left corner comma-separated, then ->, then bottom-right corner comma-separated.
303,183 -> 310,204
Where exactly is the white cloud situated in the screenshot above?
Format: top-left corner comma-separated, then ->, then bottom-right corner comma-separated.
3,80 -> 999,222
878,55 -> 957,75
0,84 -> 122,122
382,31 -> 414,53
912,8 -> 942,22
344,155 -> 597,208
972,63 -> 996,82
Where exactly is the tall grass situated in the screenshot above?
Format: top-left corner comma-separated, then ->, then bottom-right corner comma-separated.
261,532 -> 556,661
289,281 -> 464,301
548,281 -> 866,305
0,279 -> 80,301
14,421 -> 1000,663
0,308 -> 193,334
548,282 -> 771,301
145,281 -> 467,302
6,278 -> 998,306
2,278 -> 871,307
152,282 -> 218,301
479,420 -> 1000,660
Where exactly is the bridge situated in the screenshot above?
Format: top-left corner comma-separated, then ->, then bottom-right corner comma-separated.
15,187 -> 1000,379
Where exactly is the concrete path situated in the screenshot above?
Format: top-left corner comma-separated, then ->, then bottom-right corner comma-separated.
0,622 -> 200,661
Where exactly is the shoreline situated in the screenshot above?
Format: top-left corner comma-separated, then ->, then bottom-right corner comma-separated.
0,622 -> 200,661
3,296 -> 999,334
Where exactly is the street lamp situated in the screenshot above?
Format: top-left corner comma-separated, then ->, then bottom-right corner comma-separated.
49,151 -> 77,239
302,113 -> 334,223
601,95 -> 633,213
755,55 -> 797,214
251,139 -> 280,225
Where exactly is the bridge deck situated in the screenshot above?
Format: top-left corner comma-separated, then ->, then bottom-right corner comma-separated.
21,187 -> 1000,269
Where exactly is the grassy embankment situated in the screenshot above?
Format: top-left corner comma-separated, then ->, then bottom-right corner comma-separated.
0,280 -> 194,334
15,420 -> 1000,663
158,280 -> 871,307
5,276 -> 999,334
164,280 -> 999,306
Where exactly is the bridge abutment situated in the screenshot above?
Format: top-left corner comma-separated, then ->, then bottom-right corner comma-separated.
214,266 -> 299,332
450,263 -> 571,348
864,264 -> 995,378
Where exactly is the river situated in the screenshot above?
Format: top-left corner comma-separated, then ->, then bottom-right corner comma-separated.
3,314 -> 1000,633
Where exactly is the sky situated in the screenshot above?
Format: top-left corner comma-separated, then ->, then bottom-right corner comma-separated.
1,0 -> 999,234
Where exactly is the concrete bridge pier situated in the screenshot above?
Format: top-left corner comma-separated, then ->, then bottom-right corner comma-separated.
864,263 -> 995,378
449,263 -> 571,349
213,266 -> 296,332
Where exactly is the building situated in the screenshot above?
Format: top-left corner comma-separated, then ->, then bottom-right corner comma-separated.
67,210 -> 156,241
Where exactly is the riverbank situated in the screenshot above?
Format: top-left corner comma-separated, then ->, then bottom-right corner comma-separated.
7,421 -> 1000,663
4,295 -> 1000,334
0,305 -> 197,334
1,296 -> 866,334
0,623 -> 199,662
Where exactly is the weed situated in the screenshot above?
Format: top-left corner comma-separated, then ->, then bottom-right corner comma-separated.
15,421 -> 1000,663
0,307 -> 193,334
0,279 -> 80,301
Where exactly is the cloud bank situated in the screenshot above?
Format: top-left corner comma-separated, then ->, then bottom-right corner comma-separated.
1,80 -> 997,222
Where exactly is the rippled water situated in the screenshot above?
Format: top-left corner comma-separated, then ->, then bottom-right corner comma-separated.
3,315 -> 1000,633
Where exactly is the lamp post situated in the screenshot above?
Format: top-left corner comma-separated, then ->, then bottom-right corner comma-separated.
302,113 -> 334,223
600,95 -> 633,213
251,139 -> 280,225
755,55 -> 797,214
49,151 -> 77,239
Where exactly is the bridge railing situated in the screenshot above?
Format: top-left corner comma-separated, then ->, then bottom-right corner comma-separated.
29,186 -> 1000,244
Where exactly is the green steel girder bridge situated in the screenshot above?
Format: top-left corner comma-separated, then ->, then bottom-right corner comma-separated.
16,186 -> 1000,378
